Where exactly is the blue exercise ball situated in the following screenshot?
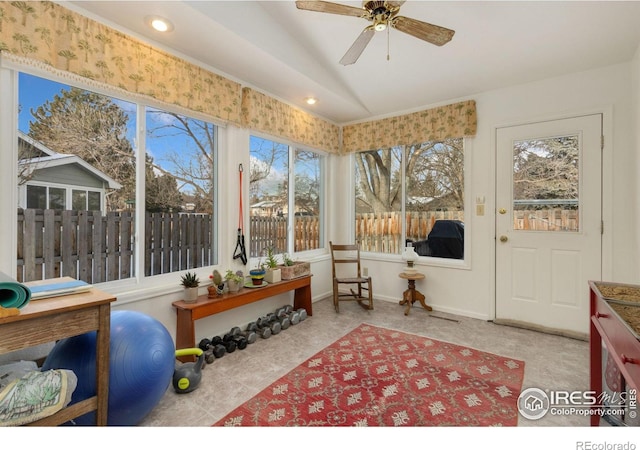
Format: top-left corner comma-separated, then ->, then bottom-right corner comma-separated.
42,310 -> 175,426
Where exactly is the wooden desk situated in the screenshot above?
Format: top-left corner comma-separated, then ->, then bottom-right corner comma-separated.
173,275 -> 312,357
398,272 -> 432,316
589,281 -> 640,426
0,287 -> 115,426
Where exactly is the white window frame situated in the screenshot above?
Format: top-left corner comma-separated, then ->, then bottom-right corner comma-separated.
1,61 -> 225,294
248,132 -> 327,266
352,138 -> 473,270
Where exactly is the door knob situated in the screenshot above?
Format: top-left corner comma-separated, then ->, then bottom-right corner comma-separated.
499,208 -> 507,215
499,235 -> 508,243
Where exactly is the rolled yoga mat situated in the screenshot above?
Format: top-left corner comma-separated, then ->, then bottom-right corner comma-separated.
0,272 -> 32,309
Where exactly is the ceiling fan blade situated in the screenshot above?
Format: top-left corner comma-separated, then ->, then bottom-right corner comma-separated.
295,1 -> 366,18
339,27 -> 376,66
392,16 -> 455,46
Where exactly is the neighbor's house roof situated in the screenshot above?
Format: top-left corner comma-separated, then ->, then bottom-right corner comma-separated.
18,131 -> 122,190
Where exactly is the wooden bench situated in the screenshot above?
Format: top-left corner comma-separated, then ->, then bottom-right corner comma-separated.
172,275 -> 312,359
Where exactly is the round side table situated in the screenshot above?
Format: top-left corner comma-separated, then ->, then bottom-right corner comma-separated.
398,272 -> 432,316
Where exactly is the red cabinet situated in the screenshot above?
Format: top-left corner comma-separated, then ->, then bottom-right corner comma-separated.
589,281 -> 640,426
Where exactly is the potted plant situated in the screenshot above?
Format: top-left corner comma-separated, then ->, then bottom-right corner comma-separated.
225,269 -> 243,293
180,271 -> 200,303
249,263 -> 266,286
208,270 -> 224,297
263,247 -> 281,284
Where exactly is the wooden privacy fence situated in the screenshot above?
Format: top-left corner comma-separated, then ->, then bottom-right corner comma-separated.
248,215 -> 320,257
16,208 -> 212,283
513,208 -> 579,231
17,207 -> 579,283
355,210 -> 464,253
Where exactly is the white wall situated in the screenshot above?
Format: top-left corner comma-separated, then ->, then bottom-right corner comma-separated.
332,61 -> 638,321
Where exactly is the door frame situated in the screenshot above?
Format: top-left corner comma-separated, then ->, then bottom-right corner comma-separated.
490,107 -> 614,321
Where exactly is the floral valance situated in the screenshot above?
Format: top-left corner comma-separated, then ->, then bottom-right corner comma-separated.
342,100 -> 477,153
241,87 -> 340,154
0,1 -> 242,125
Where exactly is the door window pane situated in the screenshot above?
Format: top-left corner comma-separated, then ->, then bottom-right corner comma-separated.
513,135 -> 579,232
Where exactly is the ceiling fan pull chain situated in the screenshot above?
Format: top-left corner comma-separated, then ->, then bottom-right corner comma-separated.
387,25 -> 390,61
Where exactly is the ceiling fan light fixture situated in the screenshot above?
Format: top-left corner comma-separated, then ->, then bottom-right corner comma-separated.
145,15 -> 174,33
374,21 -> 387,32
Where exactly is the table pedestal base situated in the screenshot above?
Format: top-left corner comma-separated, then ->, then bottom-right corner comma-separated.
399,278 -> 432,316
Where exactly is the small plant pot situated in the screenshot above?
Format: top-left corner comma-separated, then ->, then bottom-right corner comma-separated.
249,269 -> 266,285
184,287 -> 199,303
227,279 -> 241,293
265,268 -> 281,284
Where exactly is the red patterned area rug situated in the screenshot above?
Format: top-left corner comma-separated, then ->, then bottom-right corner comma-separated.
213,323 -> 525,427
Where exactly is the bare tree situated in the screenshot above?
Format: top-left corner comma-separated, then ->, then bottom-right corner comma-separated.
355,138 -> 464,213
27,87 -> 136,210
513,136 -> 578,205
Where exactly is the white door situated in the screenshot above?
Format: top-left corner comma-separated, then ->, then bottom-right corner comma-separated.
495,115 -> 602,336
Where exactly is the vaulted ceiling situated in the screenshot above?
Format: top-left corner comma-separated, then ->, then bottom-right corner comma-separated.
67,1 -> 640,124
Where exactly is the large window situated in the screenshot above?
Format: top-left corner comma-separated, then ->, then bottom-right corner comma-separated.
16,72 -> 217,283
249,136 -> 324,259
355,138 -> 465,260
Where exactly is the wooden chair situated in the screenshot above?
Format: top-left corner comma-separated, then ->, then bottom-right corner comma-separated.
329,241 -> 373,313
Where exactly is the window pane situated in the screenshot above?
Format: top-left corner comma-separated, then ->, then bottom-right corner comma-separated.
354,148 -> 402,254
249,136 -> 289,257
145,108 -> 216,274
18,73 -> 136,283
72,190 -> 86,210
294,149 -> 322,252
26,185 -> 46,209
405,139 -> 465,259
49,187 -> 66,210
88,191 -> 101,211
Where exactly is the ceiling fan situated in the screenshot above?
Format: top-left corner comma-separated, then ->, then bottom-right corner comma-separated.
295,1 -> 455,65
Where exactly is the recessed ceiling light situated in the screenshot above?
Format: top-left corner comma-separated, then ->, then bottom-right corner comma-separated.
305,97 -> 317,105
145,16 -> 174,33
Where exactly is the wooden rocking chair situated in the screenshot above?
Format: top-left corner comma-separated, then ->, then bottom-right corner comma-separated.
329,241 -> 373,313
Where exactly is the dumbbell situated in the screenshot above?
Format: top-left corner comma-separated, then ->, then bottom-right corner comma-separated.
257,315 -> 281,335
197,338 -> 216,364
209,336 -> 227,358
229,326 -> 257,346
224,327 -> 248,350
276,305 -> 300,326
247,321 -> 272,339
271,309 -> 291,330
219,333 -> 237,353
280,305 -> 307,323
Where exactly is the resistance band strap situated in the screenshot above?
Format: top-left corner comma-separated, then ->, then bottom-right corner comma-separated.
233,165 -> 247,265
